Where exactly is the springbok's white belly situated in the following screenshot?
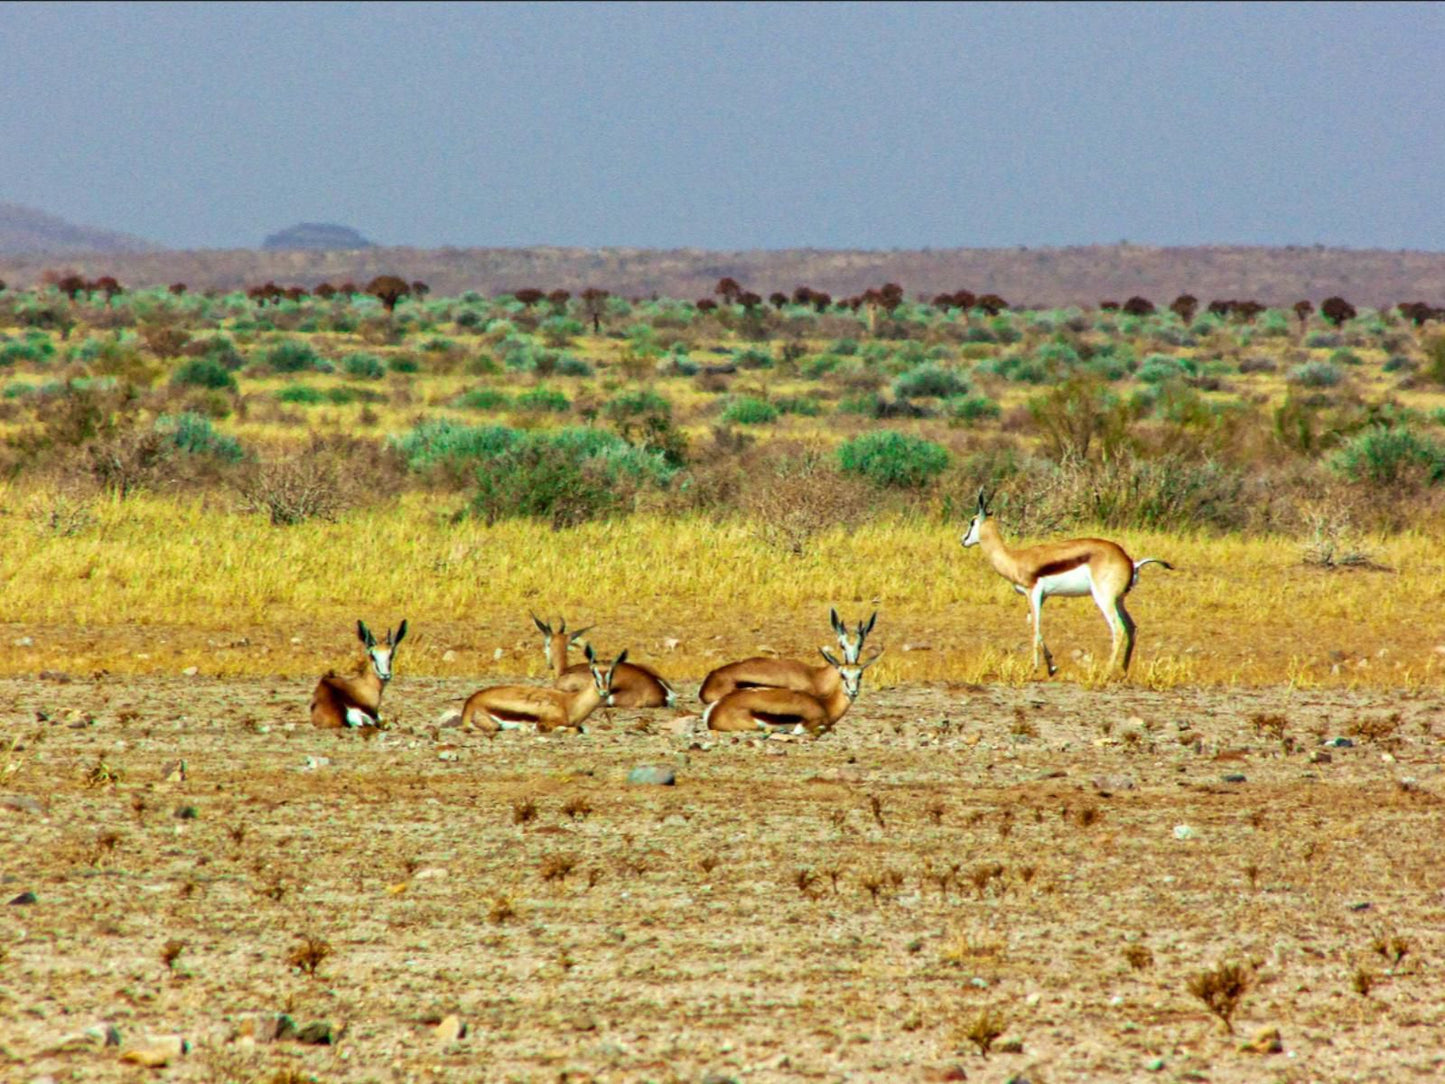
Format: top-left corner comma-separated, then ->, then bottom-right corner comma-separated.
1034,564 -> 1094,598
344,706 -> 378,728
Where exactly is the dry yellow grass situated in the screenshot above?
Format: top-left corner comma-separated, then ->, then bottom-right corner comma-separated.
6,484 -> 1444,688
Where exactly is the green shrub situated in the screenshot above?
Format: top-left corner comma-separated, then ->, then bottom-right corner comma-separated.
4,381 -> 36,398
390,420 -> 520,474
774,396 -> 823,416
263,340 -> 321,373
1136,354 -> 1193,384
1330,428 -> 1445,487
155,412 -> 244,462
802,353 -> 843,378
733,347 -> 774,370
387,354 -> 421,374
837,431 -> 949,488
0,338 -> 55,366
275,385 -> 325,404
1288,361 -> 1344,388
515,386 -> 570,413
171,356 -> 238,391
945,394 -> 1002,423
892,362 -> 968,399
830,338 -> 859,356
455,388 -> 512,411
342,352 -> 386,380
977,354 -> 1048,383
1329,348 -> 1363,367
838,392 -> 886,416
721,396 -> 779,425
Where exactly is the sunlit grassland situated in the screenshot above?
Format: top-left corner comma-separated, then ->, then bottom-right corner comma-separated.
5,485 -> 1443,691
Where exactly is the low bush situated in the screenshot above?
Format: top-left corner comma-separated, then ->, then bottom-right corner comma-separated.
342,352 -> 386,380
455,388 -> 512,411
837,431 -> 949,488
1288,361 -> 1344,388
263,340 -> 321,373
892,362 -> 968,399
155,412 -> 244,462
515,386 -> 570,413
1330,427 -> 1445,487
721,396 -> 779,425
171,356 -> 237,391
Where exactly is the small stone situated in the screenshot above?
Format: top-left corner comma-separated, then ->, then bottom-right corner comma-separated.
1222,773 -> 1247,783
414,867 -> 448,880
1240,1025 -> 1283,1054
1146,1058 -> 1166,1072
435,709 -> 463,728
8,890 -> 37,905
121,1036 -> 189,1067
301,755 -> 331,771
295,1021 -> 333,1045
161,759 -> 186,783
665,715 -> 698,736
1025,992 -> 1042,1007
997,1038 -> 1025,1054
434,1014 -> 465,1042
174,805 -> 199,820
969,976 -> 989,988
290,637 -> 302,645
1,794 -> 45,815
181,666 -> 198,677
901,642 -> 933,652
441,649 -> 458,663
1308,750 -> 1333,764
1172,824 -> 1197,841
86,1023 -> 122,1048
1325,737 -> 1355,748
662,637 -> 681,651
940,1067 -> 969,1082
437,751 -> 459,762
1347,901 -> 1373,912
493,647 -> 505,661
1092,774 -> 1135,792
627,766 -> 676,786
13,636 -> 33,647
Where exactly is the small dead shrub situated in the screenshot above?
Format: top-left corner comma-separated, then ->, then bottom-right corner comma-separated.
488,896 -> 516,924
960,1006 -> 1007,1057
511,796 -> 539,825
539,853 -> 577,883
1187,960 -> 1252,1033
1123,943 -> 1154,971
286,935 -> 333,977
561,795 -> 592,820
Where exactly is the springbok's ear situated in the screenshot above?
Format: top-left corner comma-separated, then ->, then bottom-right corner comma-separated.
531,611 -> 551,635
357,621 -> 375,648
862,611 -> 877,637
393,620 -> 408,647
610,649 -> 629,678
583,643 -> 596,664
975,486 -> 988,513
820,647 -> 842,668
830,608 -> 845,636
862,646 -> 885,668
569,624 -> 594,643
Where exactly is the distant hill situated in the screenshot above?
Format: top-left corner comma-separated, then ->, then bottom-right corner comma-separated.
261,223 -> 374,251
0,203 -> 159,256
1,242 -> 1444,308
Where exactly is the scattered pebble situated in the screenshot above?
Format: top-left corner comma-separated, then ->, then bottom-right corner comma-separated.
174,805 -> 199,820
441,649 -> 458,663
1325,737 -> 1355,748
1172,825 -> 1197,841
8,890 -> 37,905
1308,750 -> 1333,764
295,1021 -> 333,1045
437,751 -> 459,762
1240,1025 -> 1283,1054
301,755 -> 331,771
1146,1058 -> 1166,1072
121,1036 -> 189,1067
901,642 -> 933,652
1092,774 -> 1135,792
627,766 -> 676,786
13,636 -> 33,647
1348,901 -> 1373,912
181,666 -> 199,677
969,976 -> 989,988
1222,773 -> 1247,783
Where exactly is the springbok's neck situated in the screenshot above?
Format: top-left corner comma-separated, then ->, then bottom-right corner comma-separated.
549,635 -> 570,679
819,680 -> 853,724
565,681 -> 605,725
977,518 -> 1018,577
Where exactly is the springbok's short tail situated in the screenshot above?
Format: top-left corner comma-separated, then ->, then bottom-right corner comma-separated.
1132,557 -> 1175,587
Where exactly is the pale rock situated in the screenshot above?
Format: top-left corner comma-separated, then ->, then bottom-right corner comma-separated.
441,649 -> 458,663
181,666 -> 198,677
121,1036 -> 189,1067
1240,1025 -> 1283,1054
434,1014 -> 466,1042
1173,824 -> 1197,840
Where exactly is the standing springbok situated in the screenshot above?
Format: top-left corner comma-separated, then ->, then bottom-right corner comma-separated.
698,608 -> 878,704
461,644 -> 626,734
961,489 -> 1173,676
704,647 -> 882,735
531,613 -> 675,708
310,620 -> 408,728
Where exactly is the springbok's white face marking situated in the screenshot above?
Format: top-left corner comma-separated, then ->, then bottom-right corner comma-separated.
358,618 -> 407,684
961,514 -> 983,548
822,647 -> 881,701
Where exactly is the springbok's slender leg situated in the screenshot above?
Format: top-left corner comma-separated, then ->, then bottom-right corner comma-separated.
1115,598 -> 1137,674
1029,586 -> 1056,675
1093,586 -> 1136,675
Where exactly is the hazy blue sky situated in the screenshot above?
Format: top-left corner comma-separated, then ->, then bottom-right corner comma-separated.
3,1 -> 1442,251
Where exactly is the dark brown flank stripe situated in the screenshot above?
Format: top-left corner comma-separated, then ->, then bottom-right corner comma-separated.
1033,554 -> 1090,579
754,711 -> 806,726
490,707 -> 541,723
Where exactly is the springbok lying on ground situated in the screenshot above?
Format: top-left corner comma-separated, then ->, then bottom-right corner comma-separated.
704,647 -> 881,735
310,620 -> 407,728
532,613 -> 675,708
698,608 -> 878,704
961,488 -> 1173,676
462,644 -> 625,734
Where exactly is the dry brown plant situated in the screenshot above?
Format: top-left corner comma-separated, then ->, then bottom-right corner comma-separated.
562,795 -> 593,820
287,935 -> 333,977
511,796 -> 539,826
1123,944 -> 1154,971
960,1006 -> 1007,1057
539,853 -> 577,883
1187,960 -> 1252,1033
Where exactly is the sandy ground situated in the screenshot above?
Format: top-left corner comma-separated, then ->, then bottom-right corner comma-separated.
3,672 -> 1444,1083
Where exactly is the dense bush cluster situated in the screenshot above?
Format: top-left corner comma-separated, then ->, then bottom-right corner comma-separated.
1,274 -> 1444,535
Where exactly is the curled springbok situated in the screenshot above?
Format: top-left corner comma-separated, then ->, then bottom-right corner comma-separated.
961,488 -> 1173,676
532,613 -> 675,708
310,620 -> 408,728
704,647 -> 881,735
698,608 -> 878,704
461,644 -> 626,734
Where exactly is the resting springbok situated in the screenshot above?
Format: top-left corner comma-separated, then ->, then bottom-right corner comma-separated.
461,644 -> 626,734
961,489 -> 1173,676
310,620 -> 408,728
531,613 -> 675,708
704,647 -> 882,735
698,608 -> 878,704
